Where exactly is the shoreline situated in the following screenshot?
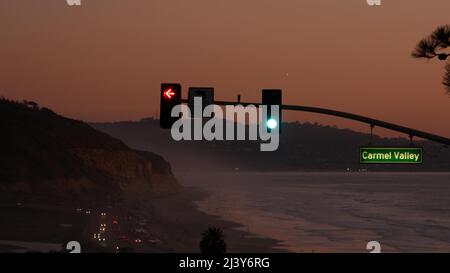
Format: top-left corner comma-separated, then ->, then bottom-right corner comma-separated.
142,186 -> 288,253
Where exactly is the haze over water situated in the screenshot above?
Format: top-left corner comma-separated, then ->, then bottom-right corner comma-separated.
179,172 -> 450,252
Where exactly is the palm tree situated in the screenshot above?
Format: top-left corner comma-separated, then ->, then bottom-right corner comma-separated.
412,24 -> 450,94
199,227 -> 227,254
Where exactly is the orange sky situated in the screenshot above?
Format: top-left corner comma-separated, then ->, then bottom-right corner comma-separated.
0,0 -> 449,137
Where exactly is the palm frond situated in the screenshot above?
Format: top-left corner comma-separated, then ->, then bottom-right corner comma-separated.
413,25 -> 450,95
432,25 -> 450,48
412,37 -> 439,58
412,24 -> 450,58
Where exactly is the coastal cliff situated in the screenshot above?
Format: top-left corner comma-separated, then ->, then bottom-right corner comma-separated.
0,98 -> 178,200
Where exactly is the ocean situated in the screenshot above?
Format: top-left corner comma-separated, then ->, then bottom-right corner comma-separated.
178,171 -> 450,253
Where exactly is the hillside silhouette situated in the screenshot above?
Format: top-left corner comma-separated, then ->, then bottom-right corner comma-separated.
93,118 -> 450,172
0,98 -> 178,200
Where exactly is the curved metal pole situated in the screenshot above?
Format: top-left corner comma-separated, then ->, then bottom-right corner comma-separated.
281,104 -> 450,146
183,99 -> 450,146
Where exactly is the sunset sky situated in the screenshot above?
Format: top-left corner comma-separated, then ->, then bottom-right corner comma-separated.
1,0 -> 449,137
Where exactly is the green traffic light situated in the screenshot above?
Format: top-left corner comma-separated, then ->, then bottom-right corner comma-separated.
267,118 -> 278,129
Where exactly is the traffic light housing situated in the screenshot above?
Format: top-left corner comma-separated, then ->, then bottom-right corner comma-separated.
188,87 -> 214,114
262,89 -> 282,132
160,83 -> 182,129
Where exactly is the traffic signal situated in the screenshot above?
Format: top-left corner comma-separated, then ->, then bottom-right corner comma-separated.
262,89 -> 282,132
188,87 -> 214,114
160,83 -> 182,129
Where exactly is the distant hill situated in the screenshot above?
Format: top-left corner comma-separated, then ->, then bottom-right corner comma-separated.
92,118 -> 450,172
0,98 -> 178,200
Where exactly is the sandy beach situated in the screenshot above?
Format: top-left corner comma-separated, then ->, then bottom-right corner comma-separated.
137,187 -> 286,253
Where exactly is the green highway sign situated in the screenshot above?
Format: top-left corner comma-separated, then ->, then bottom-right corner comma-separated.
360,147 -> 423,164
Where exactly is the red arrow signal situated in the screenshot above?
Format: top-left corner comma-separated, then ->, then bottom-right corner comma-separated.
160,83 -> 181,129
164,88 -> 175,99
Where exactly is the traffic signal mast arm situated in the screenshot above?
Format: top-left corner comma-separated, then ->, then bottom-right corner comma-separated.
179,99 -> 450,146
